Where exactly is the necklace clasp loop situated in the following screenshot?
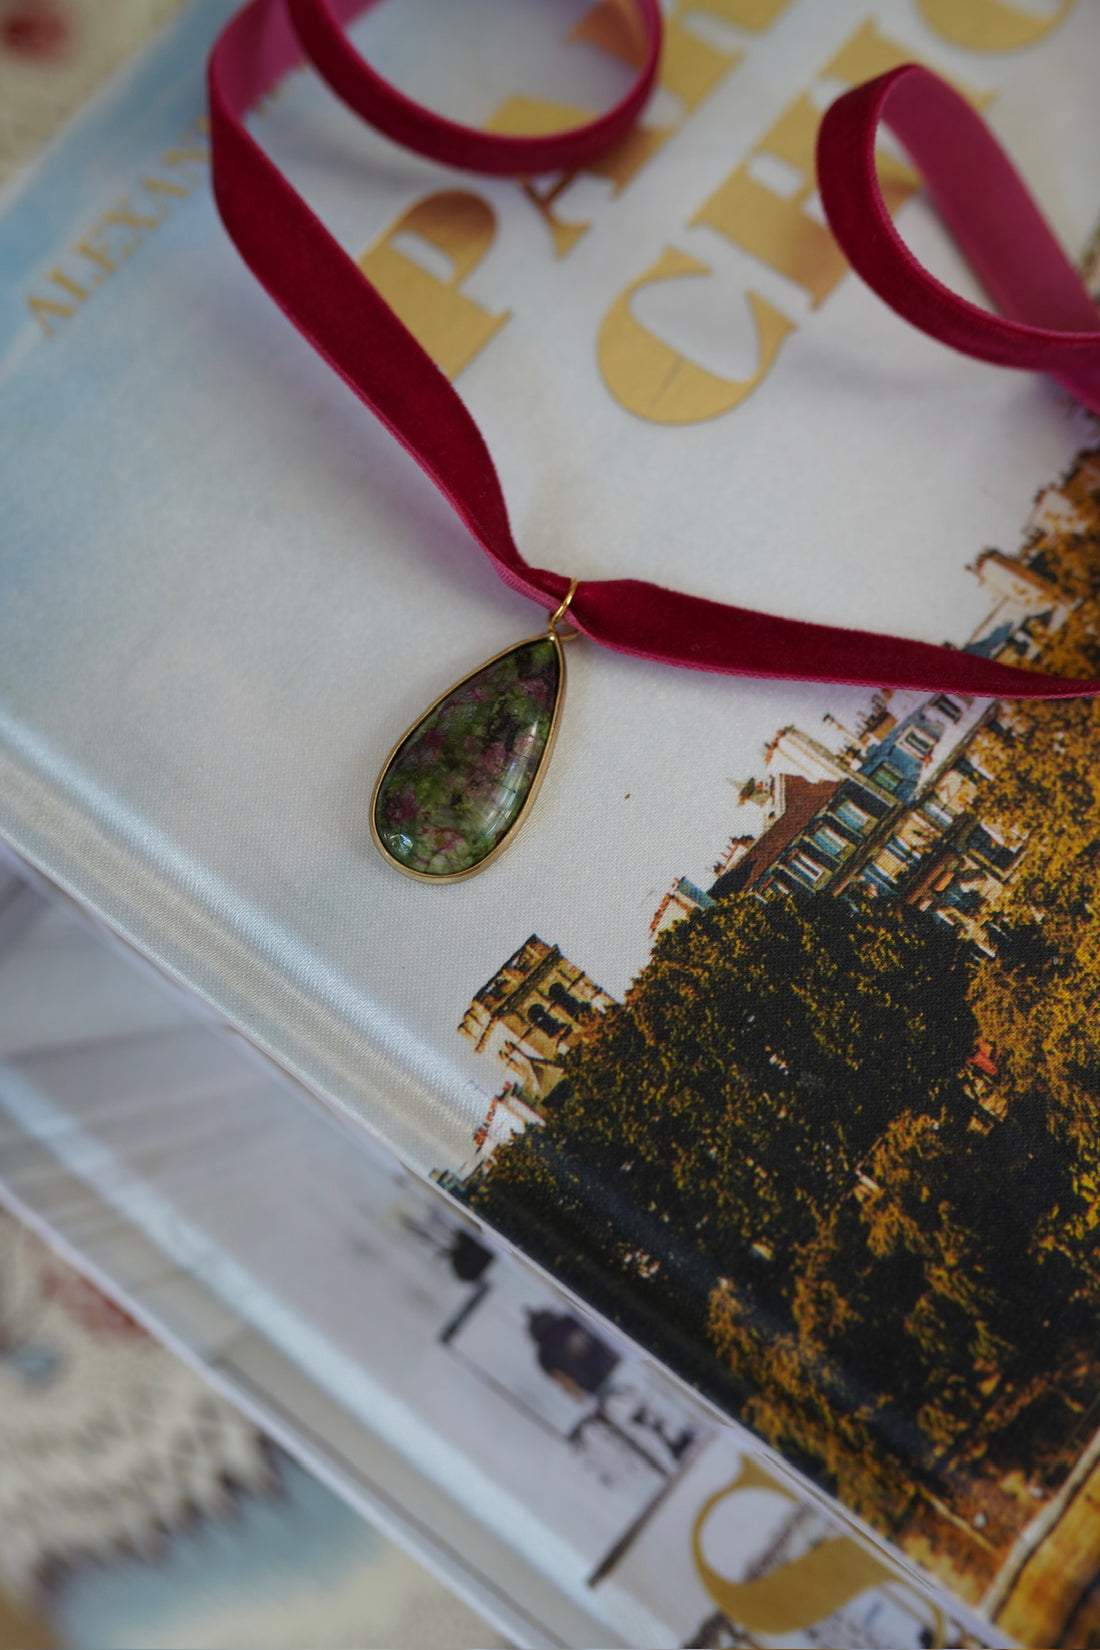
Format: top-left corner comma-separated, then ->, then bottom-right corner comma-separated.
548,578 -> 580,641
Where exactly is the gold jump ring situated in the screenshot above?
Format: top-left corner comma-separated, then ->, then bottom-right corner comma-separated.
548,578 -> 580,638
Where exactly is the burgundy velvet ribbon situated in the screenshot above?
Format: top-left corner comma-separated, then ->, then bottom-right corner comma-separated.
817,65 -> 1100,417
208,3 -> 1100,699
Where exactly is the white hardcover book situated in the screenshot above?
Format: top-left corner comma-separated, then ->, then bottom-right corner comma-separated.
2,2 -> 1100,1643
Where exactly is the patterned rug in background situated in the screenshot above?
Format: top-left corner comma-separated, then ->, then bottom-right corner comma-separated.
0,0 -> 198,186
0,1207 -> 504,1650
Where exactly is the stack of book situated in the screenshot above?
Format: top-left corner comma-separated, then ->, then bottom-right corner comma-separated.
2,1 -> 1099,1642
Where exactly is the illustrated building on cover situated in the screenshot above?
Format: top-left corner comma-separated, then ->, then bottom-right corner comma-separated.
720,692 -> 1024,955
650,876 -> 715,938
708,771 -> 851,901
461,459 -> 1095,1148
697,448 -> 1100,954
459,936 -> 615,1105
463,1081 -> 545,1176
449,445 -> 1100,1643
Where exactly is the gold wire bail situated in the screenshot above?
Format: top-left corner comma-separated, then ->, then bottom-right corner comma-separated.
548,578 -> 580,640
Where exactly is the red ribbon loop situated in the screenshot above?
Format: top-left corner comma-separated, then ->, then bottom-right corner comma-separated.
208,6 -> 1100,700
817,64 -> 1100,413
284,0 -> 662,176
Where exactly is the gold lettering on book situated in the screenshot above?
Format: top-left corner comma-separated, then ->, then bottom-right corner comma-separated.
692,20 -> 982,308
103,199 -> 170,230
492,0 -> 800,260
571,0 -> 745,112
357,192 -> 509,380
72,230 -> 118,276
26,120 -> 210,338
601,20 -> 991,421
677,0 -> 798,27
488,96 -> 672,258
652,7 -> 743,113
72,195 -> 168,278
600,247 -> 793,422
692,1459 -> 946,1644
140,177 -> 190,203
692,93 -> 849,309
157,144 -> 210,169
918,0 -> 1074,53
26,269 -> 90,334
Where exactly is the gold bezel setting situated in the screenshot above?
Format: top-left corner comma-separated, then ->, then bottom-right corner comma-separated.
370,625 -> 568,883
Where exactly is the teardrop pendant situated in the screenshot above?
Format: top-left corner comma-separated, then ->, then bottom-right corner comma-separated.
371,628 -> 567,881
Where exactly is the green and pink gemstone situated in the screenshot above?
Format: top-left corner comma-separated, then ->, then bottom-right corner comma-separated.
373,636 -> 563,879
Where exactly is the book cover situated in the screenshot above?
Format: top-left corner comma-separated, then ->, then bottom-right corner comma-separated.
0,879 -> 984,1648
2,1 -> 1100,1642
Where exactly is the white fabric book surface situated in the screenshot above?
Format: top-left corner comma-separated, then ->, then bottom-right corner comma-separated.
2,2 -> 1100,1645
